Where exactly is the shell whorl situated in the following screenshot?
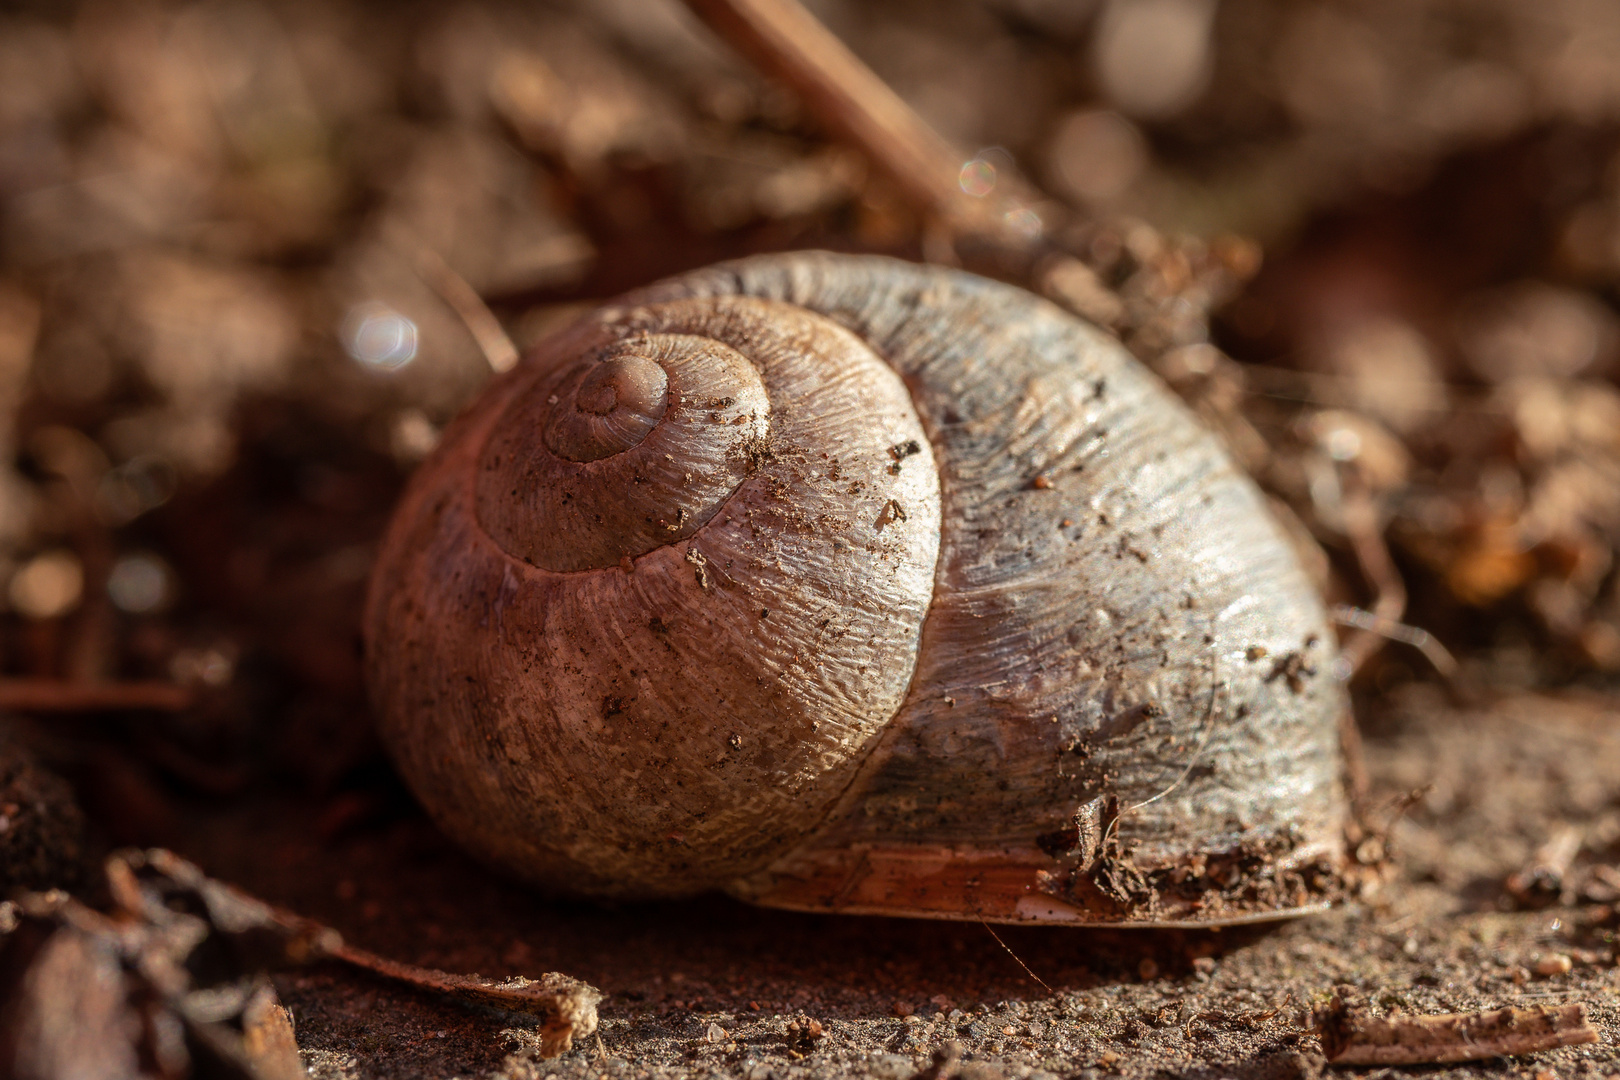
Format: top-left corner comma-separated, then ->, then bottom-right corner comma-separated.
544,349 -> 672,463
372,291 -> 943,896
478,330 -> 773,571
365,253 -> 1348,919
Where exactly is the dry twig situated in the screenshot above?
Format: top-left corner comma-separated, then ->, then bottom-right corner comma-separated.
396,231 -> 521,375
1335,483 -> 1408,679
325,945 -> 600,1057
1506,825 -> 1584,908
678,0 -> 1039,255
1330,605 -> 1459,680
974,916 -> 1054,995
1316,993 -> 1598,1065
0,677 -> 195,713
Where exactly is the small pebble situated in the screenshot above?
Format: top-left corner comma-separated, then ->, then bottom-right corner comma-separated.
1535,953 -> 1573,977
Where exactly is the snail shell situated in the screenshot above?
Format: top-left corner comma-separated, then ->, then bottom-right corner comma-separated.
364,253 -> 1348,925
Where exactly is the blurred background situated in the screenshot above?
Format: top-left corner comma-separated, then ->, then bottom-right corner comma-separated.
2,0 -> 1620,882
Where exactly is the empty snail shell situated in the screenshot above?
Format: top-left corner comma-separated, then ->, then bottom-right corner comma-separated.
363,252 -> 1350,926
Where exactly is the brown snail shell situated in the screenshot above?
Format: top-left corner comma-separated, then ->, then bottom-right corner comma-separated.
363,252 -> 1349,926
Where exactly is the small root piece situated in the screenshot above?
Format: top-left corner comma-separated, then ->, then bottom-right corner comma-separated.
974,915 -> 1053,995
328,944 -> 602,1057
1316,992 -> 1597,1065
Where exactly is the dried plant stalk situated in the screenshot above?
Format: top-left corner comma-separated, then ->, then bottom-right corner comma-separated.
678,0 -> 1031,247
325,945 -> 601,1058
1318,998 -> 1598,1065
396,229 -> 520,375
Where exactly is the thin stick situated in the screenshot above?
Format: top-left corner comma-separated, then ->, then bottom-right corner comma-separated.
1242,364 -> 1507,416
1321,479 -> 1399,798
1335,483 -> 1406,677
1317,998 -> 1598,1065
1505,824 -> 1582,905
0,677 -> 194,713
398,234 -> 520,375
327,940 -> 601,1057
678,0 -> 1035,250
1329,491 -> 1395,802
976,916 -> 1054,995
1330,605 -> 1457,679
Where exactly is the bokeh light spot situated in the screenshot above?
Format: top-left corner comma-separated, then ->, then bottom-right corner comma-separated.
344,303 -> 419,370
1003,206 -> 1043,240
8,550 -> 83,620
958,158 -> 996,198
108,551 -> 175,614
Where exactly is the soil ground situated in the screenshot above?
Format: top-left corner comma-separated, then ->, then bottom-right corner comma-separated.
162,686 -> 1620,1080
7,2 -> 1620,1078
